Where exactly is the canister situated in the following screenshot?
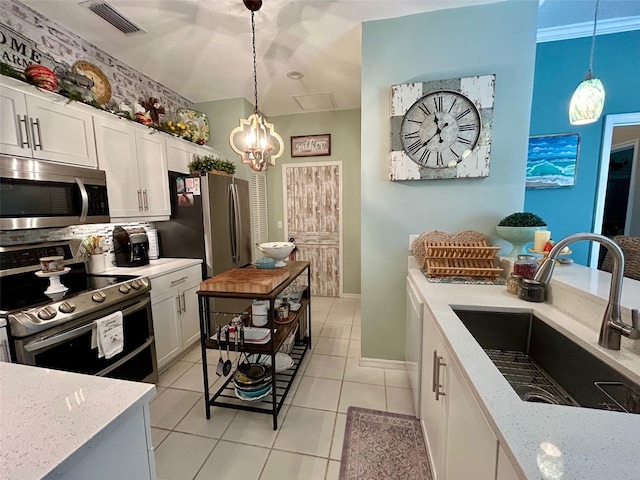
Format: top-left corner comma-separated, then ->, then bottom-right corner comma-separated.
506,273 -> 522,295
518,279 -> 545,302
251,300 -> 268,327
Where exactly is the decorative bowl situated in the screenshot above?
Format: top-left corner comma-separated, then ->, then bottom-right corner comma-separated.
258,242 -> 295,267
496,226 -> 543,258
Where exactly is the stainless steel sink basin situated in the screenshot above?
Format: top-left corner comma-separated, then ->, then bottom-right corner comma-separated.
453,309 -> 640,414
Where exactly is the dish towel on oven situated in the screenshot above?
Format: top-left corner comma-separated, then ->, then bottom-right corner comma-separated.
91,311 -> 124,359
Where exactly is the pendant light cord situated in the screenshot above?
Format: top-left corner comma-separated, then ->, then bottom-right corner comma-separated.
251,11 -> 259,116
587,0 -> 600,75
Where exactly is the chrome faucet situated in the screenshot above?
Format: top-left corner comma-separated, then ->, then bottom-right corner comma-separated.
534,232 -> 640,350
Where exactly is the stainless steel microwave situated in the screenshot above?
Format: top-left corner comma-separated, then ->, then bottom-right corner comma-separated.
0,155 -> 110,230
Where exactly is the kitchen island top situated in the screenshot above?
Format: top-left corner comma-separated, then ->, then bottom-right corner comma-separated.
410,257 -> 640,479
0,363 -> 156,480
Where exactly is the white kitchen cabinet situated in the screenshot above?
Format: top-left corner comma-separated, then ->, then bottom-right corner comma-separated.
165,136 -> 219,173
94,115 -> 170,221
150,264 -> 202,371
406,277 -> 423,418
420,299 -> 498,480
0,80 -> 97,167
496,445 -> 520,480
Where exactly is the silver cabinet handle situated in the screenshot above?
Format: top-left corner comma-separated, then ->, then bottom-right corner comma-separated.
17,115 -> 30,148
137,189 -> 143,211
181,292 -> 186,313
434,353 -> 447,401
143,189 -> 148,211
170,276 -> 188,287
432,350 -> 438,393
176,295 -> 182,316
31,117 -> 43,149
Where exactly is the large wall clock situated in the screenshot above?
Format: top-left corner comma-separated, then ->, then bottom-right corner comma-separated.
389,74 -> 495,181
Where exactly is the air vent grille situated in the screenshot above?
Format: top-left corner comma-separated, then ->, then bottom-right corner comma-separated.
86,2 -> 144,35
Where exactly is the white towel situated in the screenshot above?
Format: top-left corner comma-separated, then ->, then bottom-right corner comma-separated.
91,311 -> 124,360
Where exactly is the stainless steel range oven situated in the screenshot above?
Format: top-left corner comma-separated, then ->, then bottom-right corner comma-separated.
0,241 -> 158,383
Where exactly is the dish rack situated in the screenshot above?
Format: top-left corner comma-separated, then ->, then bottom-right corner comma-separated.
424,241 -> 502,277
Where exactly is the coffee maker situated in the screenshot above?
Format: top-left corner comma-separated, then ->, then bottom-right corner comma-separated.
112,226 -> 150,267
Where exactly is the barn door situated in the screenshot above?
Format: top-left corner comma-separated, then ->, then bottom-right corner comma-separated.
283,162 -> 342,296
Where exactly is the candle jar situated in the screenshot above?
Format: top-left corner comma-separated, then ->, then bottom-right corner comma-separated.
513,254 -> 538,279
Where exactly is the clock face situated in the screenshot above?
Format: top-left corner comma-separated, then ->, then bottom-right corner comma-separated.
400,90 -> 481,168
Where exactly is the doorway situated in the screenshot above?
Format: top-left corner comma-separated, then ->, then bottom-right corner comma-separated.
282,162 -> 342,297
591,112 -> 640,268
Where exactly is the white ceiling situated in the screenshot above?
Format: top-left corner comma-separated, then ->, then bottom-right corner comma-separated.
19,0 -> 640,117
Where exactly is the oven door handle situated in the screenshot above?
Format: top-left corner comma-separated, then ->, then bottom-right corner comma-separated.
24,297 -> 151,353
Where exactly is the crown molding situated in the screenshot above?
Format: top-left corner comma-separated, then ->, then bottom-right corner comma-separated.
537,16 -> 640,43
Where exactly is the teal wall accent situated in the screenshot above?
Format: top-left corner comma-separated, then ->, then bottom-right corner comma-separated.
524,30 -> 640,265
195,97 -> 254,182
361,1 -> 538,360
265,110 -> 362,295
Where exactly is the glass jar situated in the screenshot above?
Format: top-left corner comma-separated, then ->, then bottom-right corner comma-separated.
518,279 -> 545,302
513,254 -> 538,279
506,273 -> 522,295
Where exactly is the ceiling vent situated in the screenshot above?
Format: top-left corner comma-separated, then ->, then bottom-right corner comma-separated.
83,1 -> 145,35
292,92 -> 337,112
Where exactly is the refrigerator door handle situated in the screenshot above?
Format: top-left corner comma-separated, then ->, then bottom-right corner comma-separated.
229,184 -> 238,263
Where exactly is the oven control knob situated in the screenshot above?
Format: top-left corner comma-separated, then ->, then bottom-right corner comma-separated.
37,306 -> 57,321
119,284 -> 131,294
92,291 -> 107,303
58,301 -> 76,314
130,279 -> 143,290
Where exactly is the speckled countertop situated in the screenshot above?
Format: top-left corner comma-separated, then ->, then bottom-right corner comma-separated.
409,257 -> 640,480
100,257 -> 202,279
0,363 -> 155,480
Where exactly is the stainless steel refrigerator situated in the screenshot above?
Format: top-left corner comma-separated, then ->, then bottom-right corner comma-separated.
155,171 -> 252,318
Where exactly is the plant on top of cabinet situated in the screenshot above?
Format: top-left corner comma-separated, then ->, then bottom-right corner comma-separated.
188,154 -> 236,175
497,212 -> 546,227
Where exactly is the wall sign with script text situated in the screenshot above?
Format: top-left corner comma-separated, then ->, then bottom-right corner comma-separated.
291,134 -> 331,157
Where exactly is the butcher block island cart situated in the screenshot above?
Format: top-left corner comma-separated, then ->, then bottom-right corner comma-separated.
197,261 -> 311,429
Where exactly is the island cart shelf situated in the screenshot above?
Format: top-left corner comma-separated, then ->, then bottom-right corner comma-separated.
197,261 -> 311,430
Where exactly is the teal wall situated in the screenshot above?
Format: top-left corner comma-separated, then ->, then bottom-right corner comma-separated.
264,110 -> 362,295
524,30 -> 640,265
361,1 -> 538,360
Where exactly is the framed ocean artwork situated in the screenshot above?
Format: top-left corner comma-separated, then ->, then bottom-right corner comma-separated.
526,133 -> 579,188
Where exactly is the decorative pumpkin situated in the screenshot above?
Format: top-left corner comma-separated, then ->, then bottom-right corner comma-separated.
24,64 -> 58,92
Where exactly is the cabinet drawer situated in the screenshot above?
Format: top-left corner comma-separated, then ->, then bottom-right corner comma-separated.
150,265 -> 201,298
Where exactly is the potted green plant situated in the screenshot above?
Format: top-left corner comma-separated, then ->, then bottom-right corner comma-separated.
188,155 -> 236,176
496,212 -> 546,257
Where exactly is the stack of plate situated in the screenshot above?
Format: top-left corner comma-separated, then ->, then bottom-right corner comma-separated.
233,364 -> 272,401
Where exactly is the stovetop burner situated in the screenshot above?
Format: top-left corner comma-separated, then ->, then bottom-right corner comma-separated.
0,262 -> 136,313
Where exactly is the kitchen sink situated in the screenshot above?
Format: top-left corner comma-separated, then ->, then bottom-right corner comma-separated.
453,309 -> 640,414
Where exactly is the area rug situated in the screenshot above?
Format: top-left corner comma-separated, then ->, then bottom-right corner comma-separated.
339,407 -> 432,480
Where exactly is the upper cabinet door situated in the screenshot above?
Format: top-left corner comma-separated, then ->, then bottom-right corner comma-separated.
24,95 -> 98,168
0,86 -> 30,156
135,129 -> 170,217
165,137 -> 193,173
94,116 -> 141,218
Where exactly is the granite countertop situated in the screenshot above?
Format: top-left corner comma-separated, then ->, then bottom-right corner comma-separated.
0,363 -> 155,480
101,257 -> 202,278
409,257 -> 640,480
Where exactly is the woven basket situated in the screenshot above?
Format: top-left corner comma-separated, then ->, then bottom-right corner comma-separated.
601,235 -> 640,281
424,241 -> 502,277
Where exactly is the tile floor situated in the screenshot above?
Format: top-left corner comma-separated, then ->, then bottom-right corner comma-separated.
150,296 -> 415,480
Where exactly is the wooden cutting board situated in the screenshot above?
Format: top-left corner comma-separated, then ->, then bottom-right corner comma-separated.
200,268 -> 289,294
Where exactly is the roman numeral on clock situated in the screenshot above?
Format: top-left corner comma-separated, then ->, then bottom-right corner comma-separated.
455,109 -> 470,121
433,96 -> 443,112
418,103 -> 431,116
436,151 -> 443,166
458,124 -> 476,132
448,98 -> 457,113
449,148 -> 460,160
403,131 -> 420,140
406,140 -> 424,154
457,136 -> 472,146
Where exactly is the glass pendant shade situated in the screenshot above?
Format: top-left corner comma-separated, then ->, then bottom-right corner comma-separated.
569,75 -> 605,125
229,113 -> 284,171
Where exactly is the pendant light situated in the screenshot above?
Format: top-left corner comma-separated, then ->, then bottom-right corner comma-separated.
229,0 -> 284,171
569,0 -> 605,125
